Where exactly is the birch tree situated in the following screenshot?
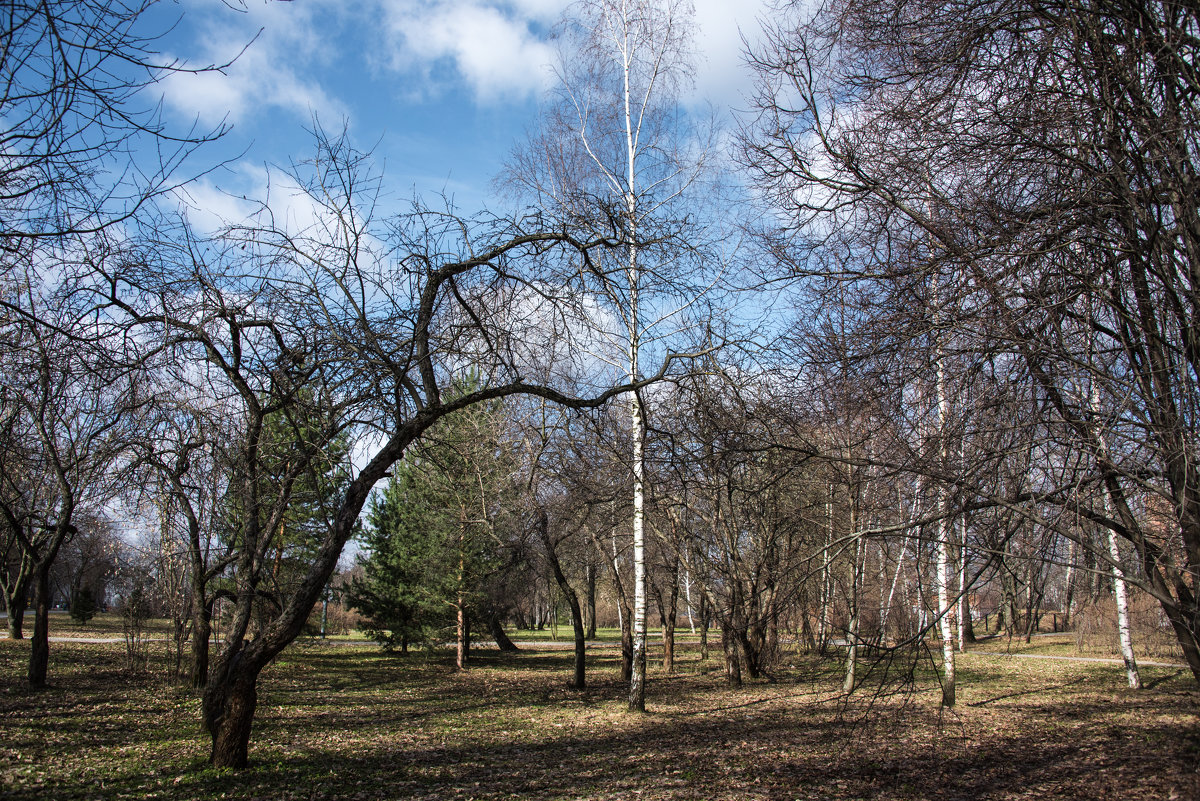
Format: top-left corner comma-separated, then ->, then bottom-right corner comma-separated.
744,0 -> 1200,683
103,129 -> 681,768
503,0 -> 711,712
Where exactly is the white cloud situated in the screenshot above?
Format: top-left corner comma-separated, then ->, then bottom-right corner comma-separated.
159,0 -> 764,125
173,168 -> 263,234
379,1 -> 561,102
508,0 -> 574,21
691,0 -> 767,111
160,0 -> 349,127
171,160 -> 337,239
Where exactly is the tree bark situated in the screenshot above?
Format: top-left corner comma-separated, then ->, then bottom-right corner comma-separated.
585,563 -> 597,640
28,566 -> 52,687
628,386 -> 647,712
203,642 -> 262,769
620,599 -> 633,682
2,562 -> 31,640
660,586 -> 677,674
538,509 -> 585,688
1108,526 -> 1141,689
6,600 -> 26,640
488,610 -> 519,652
722,623 -> 741,686
652,560 -> 679,674
191,592 -> 212,689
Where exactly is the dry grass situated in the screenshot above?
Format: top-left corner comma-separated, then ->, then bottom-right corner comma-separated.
1,634 -> 1197,800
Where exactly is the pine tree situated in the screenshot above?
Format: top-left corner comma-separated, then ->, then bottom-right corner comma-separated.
347,388 -> 517,660
346,464 -> 457,653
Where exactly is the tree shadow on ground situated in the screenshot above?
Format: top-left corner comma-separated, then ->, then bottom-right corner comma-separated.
4,641 -> 1199,801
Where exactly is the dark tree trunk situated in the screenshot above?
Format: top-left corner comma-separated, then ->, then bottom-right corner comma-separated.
536,509 -> 585,688
738,629 -> 762,680
203,643 -> 262,769
658,574 -> 678,674
28,567 -> 52,687
1001,569 -> 1017,638
6,602 -> 26,640
3,566 -> 31,640
191,600 -> 212,689
620,601 -> 633,682
569,603 -> 586,689
962,594 -> 977,644
585,564 -> 597,640
722,623 -> 741,686
488,609 -> 519,652
699,595 -> 710,661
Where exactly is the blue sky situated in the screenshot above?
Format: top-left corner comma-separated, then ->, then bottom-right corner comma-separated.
151,0 -> 769,224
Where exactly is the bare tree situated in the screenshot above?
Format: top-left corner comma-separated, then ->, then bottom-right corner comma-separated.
0,265 -> 137,686
503,0 -> 715,713
133,393 -> 238,688
101,129 -> 694,768
0,0 -> 229,257
744,0 -> 1200,683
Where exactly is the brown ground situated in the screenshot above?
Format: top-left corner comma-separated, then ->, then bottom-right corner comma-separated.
1,636 -> 1197,800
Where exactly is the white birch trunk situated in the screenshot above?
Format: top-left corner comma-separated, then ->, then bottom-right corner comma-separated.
684,564 -> 696,634
958,515 -> 968,652
622,5 -> 648,711
1090,384 -> 1140,689
612,525 -> 623,631
877,542 -> 887,642
843,504 -> 862,693
1107,526 -> 1141,689
818,490 -> 833,650
629,384 -> 647,711
935,304 -> 956,708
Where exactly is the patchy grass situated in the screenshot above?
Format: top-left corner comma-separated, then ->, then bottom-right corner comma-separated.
1,635 -> 1197,800
509,626 -> 627,643
4,610 -> 176,639
966,631 -> 1187,664
968,633 -> 1097,658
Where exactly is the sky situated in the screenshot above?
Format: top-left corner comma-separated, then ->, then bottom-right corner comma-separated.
150,0 -> 770,224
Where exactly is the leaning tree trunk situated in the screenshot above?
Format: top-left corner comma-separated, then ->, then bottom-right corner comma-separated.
619,598 -> 633,682
3,563 -> 32,640
538,509 -> 585,688
1107,526 -> 1141,689
487,609 -> 520,652
6,599 -> 27,640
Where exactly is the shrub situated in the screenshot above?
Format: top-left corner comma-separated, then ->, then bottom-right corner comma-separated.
70,587 -> 97,625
